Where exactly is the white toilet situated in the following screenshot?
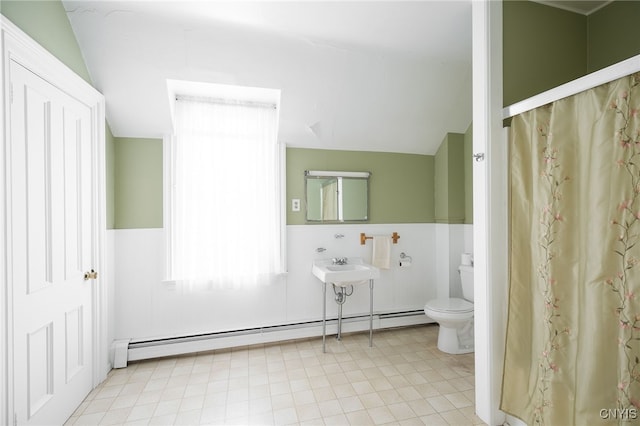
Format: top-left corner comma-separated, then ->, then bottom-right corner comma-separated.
424,264 -> 474,354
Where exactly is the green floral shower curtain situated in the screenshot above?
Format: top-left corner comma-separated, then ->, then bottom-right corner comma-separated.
502,73 -> 640,425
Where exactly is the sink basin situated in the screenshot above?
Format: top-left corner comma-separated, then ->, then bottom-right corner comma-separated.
312,258 -> 380,285
326,264 -> 364,271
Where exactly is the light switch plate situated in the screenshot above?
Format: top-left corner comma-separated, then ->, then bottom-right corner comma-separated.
292,199 -> 301,212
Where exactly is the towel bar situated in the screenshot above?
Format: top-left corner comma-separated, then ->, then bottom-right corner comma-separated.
360,232 -> 400,245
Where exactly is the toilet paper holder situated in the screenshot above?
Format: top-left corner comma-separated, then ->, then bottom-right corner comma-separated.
399,252 -> 412,268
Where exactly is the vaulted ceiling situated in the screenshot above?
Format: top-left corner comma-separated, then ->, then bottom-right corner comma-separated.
63,1 -> 613,155
64,1 -> 475,155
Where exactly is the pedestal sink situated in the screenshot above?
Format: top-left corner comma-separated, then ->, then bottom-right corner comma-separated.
312,258 -> 380,352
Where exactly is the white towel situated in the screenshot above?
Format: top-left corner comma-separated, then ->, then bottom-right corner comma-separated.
372,235 -> 392,269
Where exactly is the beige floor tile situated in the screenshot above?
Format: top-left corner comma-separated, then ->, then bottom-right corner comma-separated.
110,394 -> 138,410
444,392 -> 473,409
387,401 -> 416,421
362,366 -> 384,380
318,399 -> 343,417
387,374 -> 412,388
345,369 -> 368,382
296,401 -> 322,422
126,402 -> 157,422
68,325 -> 486,426
289,377 -> 312,393
176,408 -> 203,424
378,364 -> 401,377
153,399 -> 181,417
431,380 -> 458,395
160,385 -> 187,401
369,377 -> 394,391
406,398 -> 436,417
72,412 -> 105,425
327,371 -> 350,386
270,392 -> 295,410
268,370 -> 289,384
378,389 -> 404,405
448,377 -> 475,392
323,412 -> 350,425
313,385 -> 337,402
420,412 -> 449,425
273,406 -> 299,424
396,385 -> 422,402
203,390 -> 227,407
367,405 -> 396,425
330,383 -> 356,399
351,380 -> 376,395
249,411 -> 275,425
98,407 -> 131,425
95,384 -> 124,400
83,397 -> 114,415
178,394 -> 204,412
293,389 -> 317,406
359,392 -> 386,409
426,395 -> 456,413
346,408 -> 374,425
440,408 -> 473,425
405,371 -> 429,386
399,416 -> 425,426
339,395 -> 365,413
225,399 -> 249,419
147,413 -> 177,425
200,406 -> 225,423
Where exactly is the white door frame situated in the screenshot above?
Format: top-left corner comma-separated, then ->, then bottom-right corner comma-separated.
1,16 -> 108,426
472,1 -> 508,425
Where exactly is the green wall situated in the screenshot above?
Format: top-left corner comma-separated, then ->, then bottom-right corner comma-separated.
109,143 -> 475,228
106,127 -> 115,229
2,0 -> 119,227
287,148 -> 435,225
588,1 -> 640,73
113,138 -> 163,229
503,0 -> 587,106
434,133 -> 466,224
464,124 -> 473,225
503,0 -> 640,107
1,1 -> 92,85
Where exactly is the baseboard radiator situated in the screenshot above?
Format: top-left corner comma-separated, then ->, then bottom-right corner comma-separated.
114,310 -> 433,367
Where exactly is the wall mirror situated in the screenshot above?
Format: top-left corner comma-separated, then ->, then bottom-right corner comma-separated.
305,170 -> 370,222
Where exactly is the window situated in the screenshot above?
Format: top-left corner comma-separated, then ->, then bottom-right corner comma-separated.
165,83 -> 285,290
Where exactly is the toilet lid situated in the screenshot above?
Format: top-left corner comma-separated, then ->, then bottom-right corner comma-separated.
425,298 -> 473,314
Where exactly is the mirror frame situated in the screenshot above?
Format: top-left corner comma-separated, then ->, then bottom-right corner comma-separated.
304,170 -> 371,223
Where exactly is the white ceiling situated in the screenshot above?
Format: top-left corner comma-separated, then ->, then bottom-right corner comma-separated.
63,1 -> 474,154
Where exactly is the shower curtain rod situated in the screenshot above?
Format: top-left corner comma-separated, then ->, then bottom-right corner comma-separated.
503,53 -> 640,120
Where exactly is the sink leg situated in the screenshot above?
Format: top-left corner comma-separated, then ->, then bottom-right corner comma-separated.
337,300 -> 343,341
369,279 -> 374,348
322,282 -> 326,353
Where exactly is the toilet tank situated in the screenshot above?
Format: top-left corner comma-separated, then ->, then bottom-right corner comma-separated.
459,265 -> 474,302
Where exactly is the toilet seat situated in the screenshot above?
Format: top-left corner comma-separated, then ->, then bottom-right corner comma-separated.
425,298 -> 473,314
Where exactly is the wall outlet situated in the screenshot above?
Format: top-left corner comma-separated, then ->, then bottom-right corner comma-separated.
291,199 -> 301,212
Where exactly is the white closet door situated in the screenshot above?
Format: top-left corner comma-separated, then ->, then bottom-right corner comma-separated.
9,59 -> 94,425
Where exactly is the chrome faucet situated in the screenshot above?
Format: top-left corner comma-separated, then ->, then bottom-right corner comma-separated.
332,257 -> 348,265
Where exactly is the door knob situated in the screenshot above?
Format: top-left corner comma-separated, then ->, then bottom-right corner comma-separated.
84,269 -> 98,280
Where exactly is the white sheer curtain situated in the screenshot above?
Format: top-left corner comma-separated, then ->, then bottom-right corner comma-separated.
167,98 -> 284,290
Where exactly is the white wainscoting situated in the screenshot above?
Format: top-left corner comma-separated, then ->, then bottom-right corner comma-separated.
108,223 -> 472,347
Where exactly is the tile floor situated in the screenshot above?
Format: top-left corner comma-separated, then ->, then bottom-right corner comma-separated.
66,324 -> 484,425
